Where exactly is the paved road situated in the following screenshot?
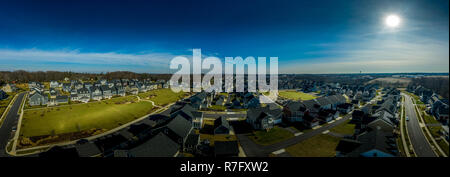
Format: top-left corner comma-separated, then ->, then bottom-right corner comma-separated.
0,92 -> 25,157
237,113 -> 353,157
403,94 -> 436,157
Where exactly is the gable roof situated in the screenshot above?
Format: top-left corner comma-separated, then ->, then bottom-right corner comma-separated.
214,116 -> 230,130
75,142 -> 102,157
346,129 -> 397,157
129,132 -> 179,157
166,115 -> 193,138
247,107 -> 270,122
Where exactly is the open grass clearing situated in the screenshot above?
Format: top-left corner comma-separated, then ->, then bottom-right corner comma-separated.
285,134 -> 341,157
248,126 -> 294,146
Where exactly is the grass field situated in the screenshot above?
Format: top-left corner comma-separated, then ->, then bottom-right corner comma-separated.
286,134 -> 341,157
278,91 -> 316,101
248,126 -> 294,146
329,119 -> 355,135
21,89 -> 185,138
138,88 -> 187,106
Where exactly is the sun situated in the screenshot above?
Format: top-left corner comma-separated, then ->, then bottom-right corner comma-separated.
385,15 -> 401,28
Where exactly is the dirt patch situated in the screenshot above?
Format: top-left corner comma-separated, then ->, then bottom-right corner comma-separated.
17,128 -> 107,150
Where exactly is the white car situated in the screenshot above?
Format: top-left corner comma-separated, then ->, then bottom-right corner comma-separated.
406,116 -> 410,121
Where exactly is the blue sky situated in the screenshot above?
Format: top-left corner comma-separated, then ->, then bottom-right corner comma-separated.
0,0 -> 448,73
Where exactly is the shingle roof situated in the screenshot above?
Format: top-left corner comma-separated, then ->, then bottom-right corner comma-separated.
75,142 -> 102,157
167,115 -> 193,139
129,132 -> 180,157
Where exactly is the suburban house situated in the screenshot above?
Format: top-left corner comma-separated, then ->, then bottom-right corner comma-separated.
101,85 -> 113,99
263,103 -> 283,124
29,91 -> 48,106
62,83 -> 71,92
50,81 -> 60,88
28,81 -> 43,90
113,86 -> 126,97
127,85 -> 139,95
91,86 -> 103,101
2,83 -> 17,93
49,88 -> 57,99
246,107 -> 274,130
283,101 -> 307,123
184,133 -> 200,153
163,115 -> 193,151
213,116 -> 231,135
128,132 -> 180,157
303,114 -> 320,128
70,94 -> 79,102
55,95 -> 69,104
337,103 -> 354,114
335,129 -> 398,157
77,87 -> 91,99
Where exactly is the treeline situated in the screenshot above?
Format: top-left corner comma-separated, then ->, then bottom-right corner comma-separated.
411,76 -> 449,99
0,70 -> 172,84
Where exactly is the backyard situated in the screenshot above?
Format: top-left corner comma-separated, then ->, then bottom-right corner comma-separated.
329,119 -> 355,135
248,126 -> 294,146
286,134 -> 341,157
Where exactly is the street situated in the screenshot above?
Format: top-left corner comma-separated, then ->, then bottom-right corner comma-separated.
403,93 -> 436,157
0,92 -> 25,157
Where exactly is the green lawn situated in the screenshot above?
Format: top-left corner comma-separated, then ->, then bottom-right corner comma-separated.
209,105 -> 226,111
329,119 -> 355,135
21,95 -> 154,137
278,91 -> 317,101
248,126 -> 294,146
137,88 -> 186,106
423,112 -> 440,124
286,134 -> 341,157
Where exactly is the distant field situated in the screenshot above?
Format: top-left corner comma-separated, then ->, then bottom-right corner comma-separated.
21,89 -> 185,138
367,77 -> 411,87
285,134 -> 341,157
277,91 -> 317,101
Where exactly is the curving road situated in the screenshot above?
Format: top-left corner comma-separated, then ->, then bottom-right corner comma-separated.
403,93 -> 436,157
0,92 -> 25,157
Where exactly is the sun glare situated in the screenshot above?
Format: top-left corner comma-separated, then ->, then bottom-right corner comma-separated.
385,15 -> 401,28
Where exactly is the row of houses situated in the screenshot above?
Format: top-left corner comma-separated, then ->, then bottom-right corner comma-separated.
335,89 -> 401,157
27,78 -> 168,106
407,85 -> 449,125
282,94 -> 348,128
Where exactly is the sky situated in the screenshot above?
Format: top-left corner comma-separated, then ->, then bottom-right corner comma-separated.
0,0 -> 448,74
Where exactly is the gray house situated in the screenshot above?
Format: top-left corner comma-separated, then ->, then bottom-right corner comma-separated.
101,85 -> 112,99
91,86 -> 103,101
29,91 -> 48,106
